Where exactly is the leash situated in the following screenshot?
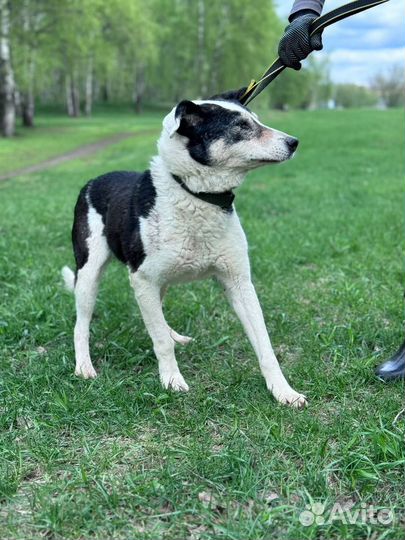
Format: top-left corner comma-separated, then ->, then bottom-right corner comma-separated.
240,0 -> 390,105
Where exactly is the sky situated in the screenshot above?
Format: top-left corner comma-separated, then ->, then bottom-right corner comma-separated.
275,0 -> 405,85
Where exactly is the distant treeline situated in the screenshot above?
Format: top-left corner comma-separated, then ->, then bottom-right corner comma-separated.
0,0 -> 403,137
0,0 -> 281,135
268,63 -> 404,111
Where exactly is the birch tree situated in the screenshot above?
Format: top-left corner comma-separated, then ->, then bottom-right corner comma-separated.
2,0 -> 283,120
100,0 -> 157,113
147,0 -> 280,102
0,0 -> 15,136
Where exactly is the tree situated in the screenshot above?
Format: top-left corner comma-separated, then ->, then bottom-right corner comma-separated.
98,0 -> 157,113
0,0 -> 15,136
371,65 -> 405,108
268,57 -> 332,110
2,0 -> 285,121
147,0 -> 280,103
11,0 -> 79,125
334,83 -> 378,108
50,0 -> 103,117
10,0 -> 49,127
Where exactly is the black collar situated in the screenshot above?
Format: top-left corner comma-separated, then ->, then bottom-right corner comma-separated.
171,174 -> 234,213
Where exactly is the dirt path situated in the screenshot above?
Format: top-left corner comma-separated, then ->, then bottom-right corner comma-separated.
0,129 -> 158,182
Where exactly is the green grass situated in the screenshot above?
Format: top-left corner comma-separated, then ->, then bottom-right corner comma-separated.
0,106 -> 162,175
0,108 -> 404,540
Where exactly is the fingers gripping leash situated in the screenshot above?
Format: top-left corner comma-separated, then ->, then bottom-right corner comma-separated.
279,13 -> 323,71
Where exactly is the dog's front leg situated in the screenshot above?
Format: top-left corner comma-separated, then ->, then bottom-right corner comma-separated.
219,276 -> 307,408
130,272 -> 189,392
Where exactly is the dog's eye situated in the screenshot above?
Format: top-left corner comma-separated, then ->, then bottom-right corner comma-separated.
238,120 -> 251,130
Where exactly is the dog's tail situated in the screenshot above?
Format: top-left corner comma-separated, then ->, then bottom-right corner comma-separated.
62,266 -> 75,292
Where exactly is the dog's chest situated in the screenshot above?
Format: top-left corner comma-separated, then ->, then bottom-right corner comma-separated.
141,203 -> 231,282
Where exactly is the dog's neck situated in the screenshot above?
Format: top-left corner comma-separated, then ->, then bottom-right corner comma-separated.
151,155 -> 245,211
171,173 -> 235,213
170,167 -> 245,194
155,138 -> 246,193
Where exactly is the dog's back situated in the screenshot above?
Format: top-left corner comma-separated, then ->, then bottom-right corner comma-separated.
71,170 -> 156,278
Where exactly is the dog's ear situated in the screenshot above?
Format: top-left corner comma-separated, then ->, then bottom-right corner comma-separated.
163,100 -> 203,138
174,100 -> 204,132
207,86 -> 248,104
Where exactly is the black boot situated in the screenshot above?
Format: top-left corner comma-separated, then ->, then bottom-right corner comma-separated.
375,339 -> 405,381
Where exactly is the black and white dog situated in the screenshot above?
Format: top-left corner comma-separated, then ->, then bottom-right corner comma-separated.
62,88 -> 307,408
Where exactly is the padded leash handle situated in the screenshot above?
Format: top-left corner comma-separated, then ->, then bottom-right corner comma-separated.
240,0 -> 390,105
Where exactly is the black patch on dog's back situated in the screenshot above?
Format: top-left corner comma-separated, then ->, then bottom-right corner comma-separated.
72,186 -> 90,272
72,170 -> 156,273
175,101 -> 261,166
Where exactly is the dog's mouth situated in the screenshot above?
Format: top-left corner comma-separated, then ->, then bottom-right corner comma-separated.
249,158 -> 285,164
251,150 -> 296,164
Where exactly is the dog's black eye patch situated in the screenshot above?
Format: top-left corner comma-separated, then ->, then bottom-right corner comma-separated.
228,120 -> 255,143
238,119 -> 251,130
177,104 -> 259,166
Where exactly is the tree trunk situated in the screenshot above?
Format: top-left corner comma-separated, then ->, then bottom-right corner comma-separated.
21,55 -> 35,127
21,90 -> 34,126
0,0 -> 15,137
65,74 -> 74,116
71,75 -> 80,117
209,4 -> 228,95
21,0 -> 35,127
133,64 -> 145,114
85,56 -> 93,116
101,82 -> 109,102
66,72 -> 80,117
197,0 -> 207,98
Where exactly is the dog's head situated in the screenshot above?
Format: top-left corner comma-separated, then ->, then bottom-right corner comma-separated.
158,88 -> 298,191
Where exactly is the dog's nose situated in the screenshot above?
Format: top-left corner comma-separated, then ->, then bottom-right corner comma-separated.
286,137 -> 299,152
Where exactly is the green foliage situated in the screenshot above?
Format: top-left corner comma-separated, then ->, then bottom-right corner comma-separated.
0,108 -> 404,539
11,1 -> 100,91
269,57 -> 332,110
8,0 -> 281,113
334,84 -> 379,109
371,65 -> 405,108
125,0 -> 282,102
96,0 -> 158,102
3,0 -> 401,125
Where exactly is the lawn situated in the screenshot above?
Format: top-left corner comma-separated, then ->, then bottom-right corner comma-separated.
0,106 -> 161,176
0,107 -> 404,540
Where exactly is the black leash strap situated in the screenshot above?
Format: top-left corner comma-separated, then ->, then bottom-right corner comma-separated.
240,0 -> 390,105
172,174 -> 235,212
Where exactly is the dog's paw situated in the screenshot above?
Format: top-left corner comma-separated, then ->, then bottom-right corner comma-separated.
274,389 -> 307,408
75,364 -> 97,379
161,371 -> 190,392
170,329 -> 193,346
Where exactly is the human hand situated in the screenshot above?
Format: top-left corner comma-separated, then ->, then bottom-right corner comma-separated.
278,12 -> 323,70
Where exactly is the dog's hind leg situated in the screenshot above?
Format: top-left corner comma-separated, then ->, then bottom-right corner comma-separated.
130,273 -> 189,391
73,205 -> 110,379
160,287 -> 193,346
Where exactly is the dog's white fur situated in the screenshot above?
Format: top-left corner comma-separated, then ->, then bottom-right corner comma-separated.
63,99 -> 307,407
